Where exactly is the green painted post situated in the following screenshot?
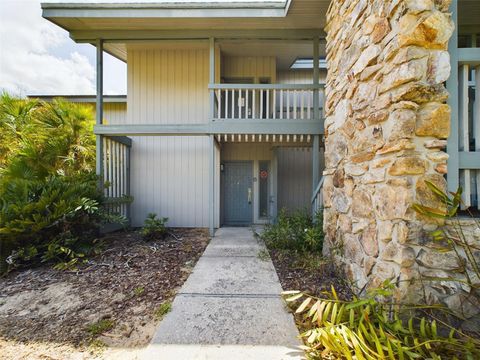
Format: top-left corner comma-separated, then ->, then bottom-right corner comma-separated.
96,39 -> 104,190
209,38 -> 216,236
312,37 -> 321,194
271,148 -> 278,222
447,0 -> 459,193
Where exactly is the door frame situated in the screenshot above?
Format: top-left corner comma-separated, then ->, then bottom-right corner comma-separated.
221,160 -> 254,226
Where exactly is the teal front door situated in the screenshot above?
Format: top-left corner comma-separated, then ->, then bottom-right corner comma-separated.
224,162 -> 253,226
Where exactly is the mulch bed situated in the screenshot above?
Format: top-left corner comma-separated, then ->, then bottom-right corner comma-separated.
268,248 -> 353,300
0,228 -> 209,350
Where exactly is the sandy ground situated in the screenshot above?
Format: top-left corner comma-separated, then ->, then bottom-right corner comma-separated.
0,229 -> 210,360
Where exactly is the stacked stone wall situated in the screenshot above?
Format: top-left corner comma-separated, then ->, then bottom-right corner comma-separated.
324,0 -> 479,318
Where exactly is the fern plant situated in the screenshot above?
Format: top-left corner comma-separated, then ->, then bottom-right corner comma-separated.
141,213 -> 169,241
284,284 -> 480,359
412,181 -> 480,319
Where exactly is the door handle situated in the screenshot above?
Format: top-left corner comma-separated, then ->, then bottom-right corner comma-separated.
248,188 -> 252,204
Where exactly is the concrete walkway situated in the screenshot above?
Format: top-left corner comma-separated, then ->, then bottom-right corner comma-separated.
142,227 -> 303,359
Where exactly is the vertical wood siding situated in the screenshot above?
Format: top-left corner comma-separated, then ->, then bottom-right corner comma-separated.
276,69 -> 327,84
222,56 -> 276,83
126,46 -> 212,227
277,147 -> 325,213
104,103 -> 127,125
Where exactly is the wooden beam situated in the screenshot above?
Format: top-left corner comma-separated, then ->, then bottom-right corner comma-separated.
94,120 -> 324,136
209,135 -> 215,236
460,152 -> 480,169
446,0 -> 459,193
458,48 -> 480,65
94,124 -> 209,136
96,39 -> 104,184
211,119 -> 322,135
209,83 -> 324,90
312,135 -> 320,193
106,136 -> 132,147
70,29 -> 326,42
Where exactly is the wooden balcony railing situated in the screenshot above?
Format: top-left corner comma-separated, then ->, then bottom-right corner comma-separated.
210,84 -> 325,121
102,136 -> 132,220
311,176 -> 324,217
446,42 -> 480,210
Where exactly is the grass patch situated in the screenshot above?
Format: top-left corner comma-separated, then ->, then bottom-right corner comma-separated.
88,339 -> 107,354
154,302 -> 172,320
133,286 -> 145,297
86,318 -> 115,337
257,249 -> 270,262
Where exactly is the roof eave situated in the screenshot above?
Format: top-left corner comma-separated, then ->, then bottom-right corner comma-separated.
41,1 -> 289,18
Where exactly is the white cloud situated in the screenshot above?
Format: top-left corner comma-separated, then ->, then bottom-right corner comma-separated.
0,0 -> 125,96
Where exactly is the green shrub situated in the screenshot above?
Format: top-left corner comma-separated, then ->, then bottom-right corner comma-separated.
261,209 -> 323,253
86,318 -> 115,337
413,181 -> 480,317
154,301 -> 172,320
0,94 -> 124,272
285,284 -> 480,359
141,213 -> 169,241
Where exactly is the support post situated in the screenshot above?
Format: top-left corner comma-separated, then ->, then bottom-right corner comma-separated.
312,37 -> 321,193
209,37 -> 216,236
96,39 -> 104,188
446,0 -> 459,193
209,135 -> 215,236
271,148 -> 278,222
312,135 -> 320,193
209,37 -> 216,121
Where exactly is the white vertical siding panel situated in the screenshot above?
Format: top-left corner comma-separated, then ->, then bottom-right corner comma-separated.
127,46 -> 211,227
222,56 -> 276,82
277,147 -> 324,213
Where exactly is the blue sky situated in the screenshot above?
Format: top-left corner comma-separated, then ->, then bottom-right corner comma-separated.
0,0 -> 127,96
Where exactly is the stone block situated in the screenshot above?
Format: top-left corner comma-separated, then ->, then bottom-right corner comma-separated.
382,242 -> 416,267
388,157 -> 426,176
416,102 -> 451,138
398,11 -> 454,49
352,188 -> 374,219
374,184 -> 412,220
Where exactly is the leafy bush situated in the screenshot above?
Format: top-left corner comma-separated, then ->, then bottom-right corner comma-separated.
141,213 -> 169,241
285,284 -> 480,359
0,94 -> 122,272
261,209 -> 323,253
413,182 -> 480,298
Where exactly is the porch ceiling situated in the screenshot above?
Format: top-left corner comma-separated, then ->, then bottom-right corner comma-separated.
41,0 -> 329,36
215,133 -> 316,146
103,40 -> 327,69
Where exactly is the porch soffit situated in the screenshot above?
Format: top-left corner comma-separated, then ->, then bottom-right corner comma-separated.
41,0 -> 329,34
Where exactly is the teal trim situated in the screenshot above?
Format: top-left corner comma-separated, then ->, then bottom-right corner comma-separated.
106,136 -> 132,147
446,0 -> 459,193
43,7 -> 286,19
210,120 -> 322,135
311,177 -> 324,204
94,120 -> 323,136
95,39 -> 104,185
209,83 -> 324,90
271,148 -> 278,222
69,29 -> 326,42
209,135 -> 215,236
209,38 -> 216,236
459,152 -> 480,169
458,48 -> 480,65
209,38 -> 216,123
94,124 -> 208,135
312,135 -> 320,193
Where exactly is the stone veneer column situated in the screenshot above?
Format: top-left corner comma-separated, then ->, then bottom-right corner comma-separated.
323,0 -> 454,302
